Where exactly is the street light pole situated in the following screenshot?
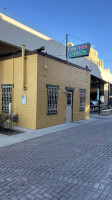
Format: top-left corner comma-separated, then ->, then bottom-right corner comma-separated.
99,80 -> 100,115
66,34 -> 68,61
108,82 -> 110,109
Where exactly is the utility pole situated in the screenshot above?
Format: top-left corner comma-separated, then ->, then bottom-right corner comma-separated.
66,34 -> 68,61
98,80 -> 100,115
108,82 -> 110,109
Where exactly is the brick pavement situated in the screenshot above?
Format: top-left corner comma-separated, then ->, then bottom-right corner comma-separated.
0,117 -> 112,199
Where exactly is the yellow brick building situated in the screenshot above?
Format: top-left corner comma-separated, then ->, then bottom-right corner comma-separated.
0,50 -> 90,129
87,47 -> 104,68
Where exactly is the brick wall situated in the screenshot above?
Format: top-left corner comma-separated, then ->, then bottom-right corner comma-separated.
0,53 -> 90,130
0,54 -> 37,129
36,54 -> 90,129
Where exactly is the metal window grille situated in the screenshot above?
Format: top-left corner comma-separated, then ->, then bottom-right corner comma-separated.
80,89 -> 86,111
47,86 -> 58,114
2,87 -> 12,113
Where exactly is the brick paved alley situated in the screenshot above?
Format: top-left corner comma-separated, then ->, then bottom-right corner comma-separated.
0,117 -> 112,200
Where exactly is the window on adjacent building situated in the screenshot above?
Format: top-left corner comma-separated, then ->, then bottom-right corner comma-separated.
79,89 -> 86,111
2,86 -> 12,113
46,84 -> 59,114
93,51 -> 96,56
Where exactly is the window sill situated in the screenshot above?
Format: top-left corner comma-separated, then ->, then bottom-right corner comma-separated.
1,111 -> 9,114
47,113 -> 58,115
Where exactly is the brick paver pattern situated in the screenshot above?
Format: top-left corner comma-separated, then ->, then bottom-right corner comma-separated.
0,117 -> 112,199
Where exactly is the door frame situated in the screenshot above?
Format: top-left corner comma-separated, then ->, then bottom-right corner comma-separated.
66,91 -> 73,122
65,87 -> 75,123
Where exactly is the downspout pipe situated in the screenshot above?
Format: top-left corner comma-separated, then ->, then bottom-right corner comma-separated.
21,45 -> 27,90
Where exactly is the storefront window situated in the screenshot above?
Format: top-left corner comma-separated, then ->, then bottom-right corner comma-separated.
46,84 -> 59,114
80,89 -> 86,111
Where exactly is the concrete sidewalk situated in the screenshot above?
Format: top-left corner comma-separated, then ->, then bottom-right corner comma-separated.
0,115 -> 111,148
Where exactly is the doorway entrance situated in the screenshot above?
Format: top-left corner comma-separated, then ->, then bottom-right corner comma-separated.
66,91 -> 73,123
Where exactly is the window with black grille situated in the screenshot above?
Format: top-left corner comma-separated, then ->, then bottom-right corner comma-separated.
80,89 -> 86,111
2,87 -> 12,112
46,85 -> 59,114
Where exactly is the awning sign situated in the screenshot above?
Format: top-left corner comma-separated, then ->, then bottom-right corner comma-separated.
68,43 -> 90,58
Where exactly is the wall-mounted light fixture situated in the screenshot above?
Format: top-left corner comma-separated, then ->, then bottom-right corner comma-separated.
43,64 -> 47,76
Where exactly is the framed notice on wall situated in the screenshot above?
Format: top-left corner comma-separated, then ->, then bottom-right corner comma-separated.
22,95 -> 27,104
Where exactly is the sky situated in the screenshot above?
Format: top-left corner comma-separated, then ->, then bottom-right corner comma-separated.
0,0 -> 112,71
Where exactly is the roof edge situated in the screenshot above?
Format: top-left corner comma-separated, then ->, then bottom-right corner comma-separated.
0,49 -> 91,72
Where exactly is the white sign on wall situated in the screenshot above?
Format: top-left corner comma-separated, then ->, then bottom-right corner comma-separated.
22,95 -> 27,104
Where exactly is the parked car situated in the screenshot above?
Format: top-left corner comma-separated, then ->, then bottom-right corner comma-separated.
90,100 -> 99,106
